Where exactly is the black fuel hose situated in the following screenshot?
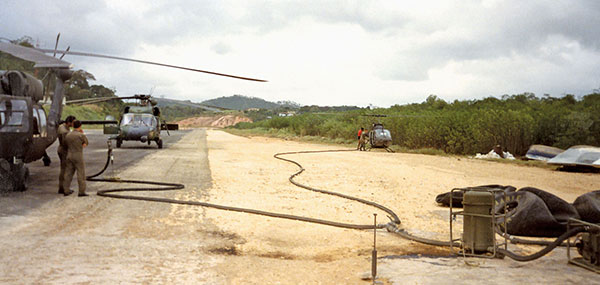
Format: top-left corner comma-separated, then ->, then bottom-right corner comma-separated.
273,149 -> 401,226
495,226 -> 575,247
88,140 -> 458,247
497,226 -> 585,262
89,145 -> 396,229
385,224 -> 460,247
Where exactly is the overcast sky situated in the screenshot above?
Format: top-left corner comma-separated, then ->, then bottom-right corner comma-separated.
2,0 -> 599,107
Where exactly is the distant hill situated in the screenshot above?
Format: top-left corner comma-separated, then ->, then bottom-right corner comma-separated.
201,95 -> 301,110
154,97 -> 223,112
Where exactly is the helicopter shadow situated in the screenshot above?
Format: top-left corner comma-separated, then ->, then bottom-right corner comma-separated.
114,145 -> 163,150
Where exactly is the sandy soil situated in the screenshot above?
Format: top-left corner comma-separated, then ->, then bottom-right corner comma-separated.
203,130 -> 600,283
176,115 -> 251,128
1,129 -> 599,284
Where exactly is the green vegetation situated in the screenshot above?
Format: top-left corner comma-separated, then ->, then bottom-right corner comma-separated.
226,128 -> 356,146
232,93 -> 600,156
61,105 -> 107,121
201,95 -> 301,110
159,105 -> 213,122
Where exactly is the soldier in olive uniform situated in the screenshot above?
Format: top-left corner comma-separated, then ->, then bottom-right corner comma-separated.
359,129 -> 369,151
63,120 -> 89,197
57,115 -> 76,194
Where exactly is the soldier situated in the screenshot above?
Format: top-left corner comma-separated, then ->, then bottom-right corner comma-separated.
359,129 -> 369,151
63,120 -> 89,197
356,127 -> 364,150
57,115 -> 76,194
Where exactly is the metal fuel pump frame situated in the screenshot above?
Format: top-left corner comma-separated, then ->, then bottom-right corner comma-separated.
449,187 -> 509,258
567,218 -> 600,273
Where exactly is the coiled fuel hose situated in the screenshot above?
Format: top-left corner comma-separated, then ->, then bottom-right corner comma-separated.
89,140 -> 588,259
88,142 -> 401,230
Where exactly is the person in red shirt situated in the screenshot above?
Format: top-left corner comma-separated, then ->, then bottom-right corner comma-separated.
357,128 -> 364,150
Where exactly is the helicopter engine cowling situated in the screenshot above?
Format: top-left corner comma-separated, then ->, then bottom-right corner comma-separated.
1,71 -> 44,103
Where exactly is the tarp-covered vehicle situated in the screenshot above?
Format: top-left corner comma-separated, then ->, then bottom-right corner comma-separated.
548,145 -> 600,168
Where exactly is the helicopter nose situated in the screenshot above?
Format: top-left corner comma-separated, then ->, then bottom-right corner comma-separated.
126,126 -> 151,139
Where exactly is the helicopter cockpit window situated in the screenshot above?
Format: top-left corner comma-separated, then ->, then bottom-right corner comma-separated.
36,108 -> 47,137
141,115 -> 154,126
383,129 -> 391,139
121,113 -> 134,126
32,109 -> 40,135
374,129 -> 391,140
0,98 -> 29,132
121,113 -> 156,127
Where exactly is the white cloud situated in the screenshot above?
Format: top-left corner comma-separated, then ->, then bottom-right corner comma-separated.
2,0 -> 600,107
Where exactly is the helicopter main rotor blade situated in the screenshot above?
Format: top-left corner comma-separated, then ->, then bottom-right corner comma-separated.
66,96 -> 139,105
53,33 -> 60,57
0,42 -> 72,69
59,46 -> 70,60
35,48 -> 268,82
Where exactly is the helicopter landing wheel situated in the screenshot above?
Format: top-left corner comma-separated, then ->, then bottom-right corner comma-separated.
42,153 -> 51,166
157,139 -> 163,149
116,139 -> 122,148
17,166 -> 29,192
0,160 -> 28,192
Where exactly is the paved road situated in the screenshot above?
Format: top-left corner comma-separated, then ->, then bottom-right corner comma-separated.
0,129 -> 223,283
0,129 -> 190,216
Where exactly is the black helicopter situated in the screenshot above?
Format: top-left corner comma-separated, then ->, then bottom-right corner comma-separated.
0,37 -> 266,191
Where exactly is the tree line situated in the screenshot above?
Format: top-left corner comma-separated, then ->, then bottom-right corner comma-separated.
233,93 -> 600,156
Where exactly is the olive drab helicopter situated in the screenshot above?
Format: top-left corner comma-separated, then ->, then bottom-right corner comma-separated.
70,93 -> 176,148
109,95 -> 170,149
0,36 -> 266,192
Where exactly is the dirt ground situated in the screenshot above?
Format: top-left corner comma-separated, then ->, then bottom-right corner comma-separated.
1,129 -> 599,284
203,130 -> 600,284
176,115 -> 251,128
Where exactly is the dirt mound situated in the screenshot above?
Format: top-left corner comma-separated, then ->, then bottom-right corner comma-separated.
176,115 -> 252,128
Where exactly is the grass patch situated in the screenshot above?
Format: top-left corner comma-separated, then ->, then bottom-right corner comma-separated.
225,128 -> 355,147
390,146 -> 449,156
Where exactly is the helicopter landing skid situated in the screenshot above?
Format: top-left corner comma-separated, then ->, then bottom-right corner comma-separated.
365,146 -> 395,153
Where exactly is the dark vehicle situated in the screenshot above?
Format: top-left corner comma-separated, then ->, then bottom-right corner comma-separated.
0,43 -> 73,191
361,114 -> 394,152
0,38 -> 266,191
102,94 -> 175,148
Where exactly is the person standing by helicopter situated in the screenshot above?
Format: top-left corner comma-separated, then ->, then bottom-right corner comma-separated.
57,115 -> 76,194
359,128 -> 369,151
357,128 -> 364,150
63,120 -> 89,197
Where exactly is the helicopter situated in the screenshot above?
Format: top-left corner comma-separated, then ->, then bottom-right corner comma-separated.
0,36 -> 266,192
362,114 -> 393,152
69,94 -> 176,149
